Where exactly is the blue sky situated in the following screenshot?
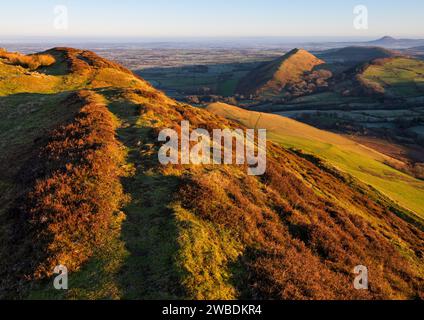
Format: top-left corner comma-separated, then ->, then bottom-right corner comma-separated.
0,0 -> 423,39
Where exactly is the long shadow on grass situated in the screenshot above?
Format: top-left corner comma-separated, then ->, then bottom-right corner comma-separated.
108,97 -> 186,299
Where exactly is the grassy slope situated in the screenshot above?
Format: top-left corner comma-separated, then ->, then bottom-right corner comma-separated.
0,48 -> 423,300
236,49 -> 324,96
207,102 -> 424,217
361,57 -> 424,97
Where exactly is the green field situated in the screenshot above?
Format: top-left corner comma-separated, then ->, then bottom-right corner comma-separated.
362,57 -> 424,97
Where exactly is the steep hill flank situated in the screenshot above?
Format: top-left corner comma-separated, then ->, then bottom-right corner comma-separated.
356,57 -> 424,97
367,36 -> 424,48
236,48 -> 326,96
207,102 -> 424,217
0,48 -> 423,300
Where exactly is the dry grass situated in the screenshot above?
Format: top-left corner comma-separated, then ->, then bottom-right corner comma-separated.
0,49 -> 55,70
0,91 -> 129,297
136,95 -> 424,299
207,102 -> 424,218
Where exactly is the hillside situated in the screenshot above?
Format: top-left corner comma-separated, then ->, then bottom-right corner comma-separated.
207,102 -> 424,217
409,46 -> 424,51
356,57 -> 424,97
0,48 -> 423,300
318,46 -> 397,64
236,48 -> 326,97
366,36 -> 424,49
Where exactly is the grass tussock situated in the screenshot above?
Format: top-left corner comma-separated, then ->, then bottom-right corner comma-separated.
173,204 -> 244,300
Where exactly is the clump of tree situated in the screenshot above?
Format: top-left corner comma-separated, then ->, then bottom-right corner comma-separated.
184,95 -> 239,106
279,69 -> 333,100
384,159 -> 424,181
356,74 -> 385,96
412,163 -> 424,180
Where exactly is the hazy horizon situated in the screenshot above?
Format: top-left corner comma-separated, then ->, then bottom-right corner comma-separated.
0,35 -> 388,44
1,0 -> 424,39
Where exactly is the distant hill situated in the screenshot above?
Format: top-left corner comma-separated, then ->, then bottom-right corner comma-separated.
236,48 -> 325,96
369,36 -> 401,45
318,46 -> 398,64
0,48 -> 423,300
366,36 -> 424,48
409,46 -> 424,51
